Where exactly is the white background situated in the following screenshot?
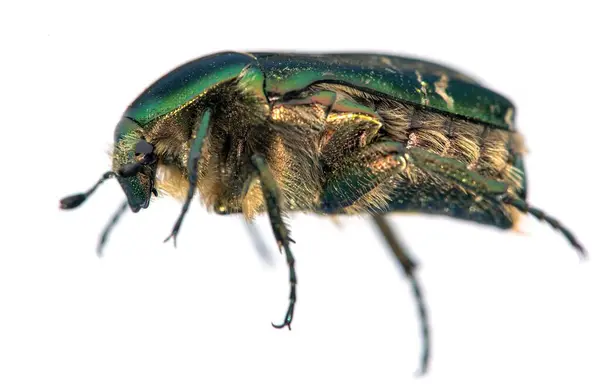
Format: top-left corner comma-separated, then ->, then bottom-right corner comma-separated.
2,1 -> 599,386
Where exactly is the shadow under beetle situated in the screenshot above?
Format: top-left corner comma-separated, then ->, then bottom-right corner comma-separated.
60,51 -> 586,375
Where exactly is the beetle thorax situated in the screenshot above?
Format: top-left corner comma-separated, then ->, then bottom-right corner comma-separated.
146,79 -> 279,216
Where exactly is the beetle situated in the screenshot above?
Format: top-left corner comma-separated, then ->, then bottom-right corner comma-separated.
59,51 -> 585,374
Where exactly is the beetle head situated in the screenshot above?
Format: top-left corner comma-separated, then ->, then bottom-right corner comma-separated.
111,117 -> 158,212
58,116 -> 158,213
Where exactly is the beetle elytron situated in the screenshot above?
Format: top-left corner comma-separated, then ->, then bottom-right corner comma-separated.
60,51 -> 585,374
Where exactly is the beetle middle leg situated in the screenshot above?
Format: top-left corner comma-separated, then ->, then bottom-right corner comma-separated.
164,109 -> 212,246
321,141 -> 431,374
250,154 -> 297,329
320,141 -> 409,211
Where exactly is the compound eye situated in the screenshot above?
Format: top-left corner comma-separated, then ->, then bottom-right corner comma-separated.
135,139 -> 154,156
134,139 -> 157,165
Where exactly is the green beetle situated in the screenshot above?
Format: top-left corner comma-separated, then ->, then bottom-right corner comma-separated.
60,51 -> 585,374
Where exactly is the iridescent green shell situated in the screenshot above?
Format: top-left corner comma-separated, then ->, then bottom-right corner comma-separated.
125,52 -> 259,126
254,52 -> 515,130
123,51 -> 516,130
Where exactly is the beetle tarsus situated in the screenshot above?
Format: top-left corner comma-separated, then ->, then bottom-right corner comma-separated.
251,154 -> 298,331
372,215 -> 431,375
503,197 -> 586,257
270,243 -> 297,330
271,243 -> 296,331
271,300 -> 295,330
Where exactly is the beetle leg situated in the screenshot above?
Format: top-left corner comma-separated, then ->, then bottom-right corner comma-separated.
164,109 -> 212,246
96,200 -> 129,257
405,146 -> 509,196
404,147 -> 586,255
372,215 -> 430,376
321,141 -> 408,212
322,141 -> 508,214
501,197 -> 586,257
250,154 -> 297,330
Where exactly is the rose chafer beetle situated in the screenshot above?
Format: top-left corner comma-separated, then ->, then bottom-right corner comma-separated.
60,51 -> 585,374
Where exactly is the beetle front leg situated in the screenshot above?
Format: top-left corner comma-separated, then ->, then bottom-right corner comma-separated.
97,199 -> 129,257
250,154 -> 297,329
164,109 -> 212,246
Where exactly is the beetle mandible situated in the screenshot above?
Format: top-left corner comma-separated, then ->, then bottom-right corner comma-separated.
59,51 -> 586,375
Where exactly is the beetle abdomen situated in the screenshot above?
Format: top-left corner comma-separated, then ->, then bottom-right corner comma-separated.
301,83 -> 526,228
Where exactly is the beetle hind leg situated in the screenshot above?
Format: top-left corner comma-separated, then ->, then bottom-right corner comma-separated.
372,215 -> 431,376
404,146 -> 586,256
502,197 -> 586,257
